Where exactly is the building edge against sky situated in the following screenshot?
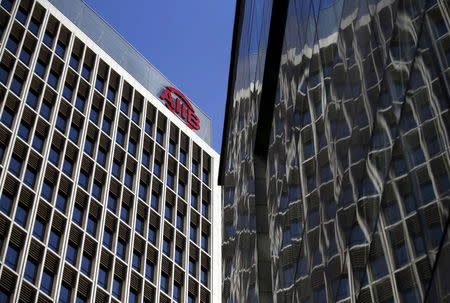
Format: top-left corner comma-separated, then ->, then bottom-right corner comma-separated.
0,0 -> 221,302
220,0 -> 450,302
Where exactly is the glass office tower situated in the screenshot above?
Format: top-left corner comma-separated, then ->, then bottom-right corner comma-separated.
0,0 -> 221,302
220,0 -> 450,302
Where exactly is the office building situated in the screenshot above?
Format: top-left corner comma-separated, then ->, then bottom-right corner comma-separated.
0,0 -> 221,302
220,0 -> 450,302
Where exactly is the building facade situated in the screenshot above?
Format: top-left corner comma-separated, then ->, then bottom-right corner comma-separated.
220,0 -> 450,302
0,0 -> 221,302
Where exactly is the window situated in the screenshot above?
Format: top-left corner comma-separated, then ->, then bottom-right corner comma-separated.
10,76 -> 23,95
201,201 -> 208,218
33,218 -> 45,240
16,7 -> 28,23
9,155 -> 22,176
92,182 -> 102,200
59,284 -> 71,303
97,148 -> 106,166
69,54 -> 79,70
188,295 -> 195,303
87,217 -> 97,237
394,243 -> 408,268
189,259 -> 196,275
103,230 -> 113,249
48,229 -> 61,252
41,181 -> 53,202
107,86 -> 116,102
69,124 -> 80,143
81,64 -> 91,81
120,98 -> 128,113
129,290 -> 138,303
178,182 -> 186,198
156,129 -> 164,145
72,205 -> 84,225
167,172 -> 174,188
49,146 -> 60,166
63,158 -> 74,176
163,238 -> 170,256
75,94 -> 85,112
66,243 -> 77,265
145,120 -> 152,134
190,224 -> 197,242
35,60 -> 46,77
98,267 -> 108,288
26,89 -> 39,108
112,278 -> 122,300
112,161 -> 121,178
176,213 -> 183,231
47,71 -> 59,89
200,268 -> 208,286
202,170 -> 209,185
148,226 -> 157,244
55,41 -> 66,58
56,192 -> 67,213
1,0 -> 13,11
165,204 -> 172,221
116,128 -> 125,145
169,140 -> 176,155
173,283 -> 181,302
117,240 -> 126,260
139,182 -> 147,200
6,35 -> 19,53
413,235 -> 425,256
132,251 -> 141,271
192,161 -> 198,175
145,262 -> 154,281
0,64 -> 10,84
18,121 -> 30,141
179,150 -> 186,165
175,247 -> 183,266
14,204 -> 28,227
160,274 -> 169,293
78,170 -> 89,189
371,255 -> 388,280
128,139 -> 137,156
135,217 -> 144,234
5,245 -> 19,269
153,161 -> 161,177
32,133 -> 45,152
56,114 -> 67,132
40,270 -> 54,295
142,151 -> 150,167
108,195 -> 117,212
102,117 -> 111,134
191,193 -> 198,209
19,47 -> 32,65
1,108 -> 14,128
95,76 -> 104,92
151,192 -> 159,211
43,31 -> 54,48
120,204 -> 129,222
81,254 -> 92,275
90,107 -> 99,123
132,109 -> 140,124
24,259 -> 38,283
201,233 -> 208,251
125,170 -> 133,189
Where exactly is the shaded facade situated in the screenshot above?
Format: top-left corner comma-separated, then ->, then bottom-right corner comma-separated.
0,0 -> 221,302
219,0 -> 450,302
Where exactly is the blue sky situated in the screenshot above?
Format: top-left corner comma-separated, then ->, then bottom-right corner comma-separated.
83,0 -> 236,152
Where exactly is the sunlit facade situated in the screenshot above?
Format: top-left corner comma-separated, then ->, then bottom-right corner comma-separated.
0,0 -> 221,302
220,0 -> 450,302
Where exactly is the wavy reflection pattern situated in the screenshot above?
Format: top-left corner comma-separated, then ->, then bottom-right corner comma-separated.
223,0 -> 450,302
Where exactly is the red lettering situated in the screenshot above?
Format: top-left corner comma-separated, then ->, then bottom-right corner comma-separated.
160,87 -> 201,130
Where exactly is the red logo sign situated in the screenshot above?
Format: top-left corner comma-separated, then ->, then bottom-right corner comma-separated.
160,86 -> 200,130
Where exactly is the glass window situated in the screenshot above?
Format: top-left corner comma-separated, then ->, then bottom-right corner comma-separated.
19,47 -> 32,65
135,217 -> 144,234
40,270 -> 54,295
125,170 -> 133,189
179,150 -> 187,165
175,247 -> 183,266
116,128 -> 125,145
59,284 -> 71,303
43,31 -> 53,48
142,151 -> 150,167
335,277 -> 349,300
97,148 -> 106,166
5,245 -> 19,269
153,161 -> 161,177
165,204 -> 172,221
160,274 -> 169,293
63,158 -> 74,176
145,120 -> 152,135
92,182 -> 102,200
33,218 -> 45,240
188,295 -> 195,303
413,235 -> 425,256
81,64 -> 91,81
189,259 -> 196,275
120,204 -> 129,222
6,35 -> 19,53
14,204 -> 28,227
163,238 -> 170,256
78,170 -> 89,189
55,41 -> 66,58
62,84 -> 73,101
191,193 -> 198,209
95,76 -> 104,92
139,182 -> 147,200
176,213 -> 183,231
90,107 -> 99,123
156,129 -> 164,145
394,243 -> 408,268
72,205 -> 83,225
39,100 -> 52,120
35,60 -> 46,78
98,266 -> 108,288
48,229 -> 61,252
201,233 -> 208,251
120,98 -> 128,113
128,139 -> 136,156
112,278 -> 122,300
24,259 -> 38,283
145,262 -> 154,281
169,140 -> 176,155
1,0 -> 13,11
66,243 -> 77,265
69,54 -> 79,70
0,64 -> 10,84
178,182 -> 185,198
102,117 -> 111,134
56,192 -> 67,213
26,89 -> 39,108
201,201 -> 208,218
151,192 -> 159,211
47,71 -> 59,89
81,254 -> 92,275
148,226 -> 157,244
28,17 -> 40,34
190,224 -> 197,242
10,76 -> 23,95
173,283 -> 181,302
129,290 -> 138,303
32,133 -> 44,152
49,146 -> 60,166
112,161 -> 121,178
108,194 -> 117,212
87,216 -> 97,237
69,125 -> 80,144
202,170 -> 209,185
9,155 -> 22,176
132,251 -> 141,271
116,240 -> 126,260
132,109 -> 140,124
75,94 -> 85,112
56,114 -> 67,133
192,161 -> 198,175
107,86 -> 116,102
200,268 -> 208,286
371,255 -> 388,280
41,181 -> 53,202
16,8 -> 28,24
1,108 -> 14,128
103,230 -> 113,249
167,172 -> 174,188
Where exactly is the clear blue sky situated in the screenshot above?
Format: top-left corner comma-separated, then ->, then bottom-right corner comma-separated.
83,0 -> 236,152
